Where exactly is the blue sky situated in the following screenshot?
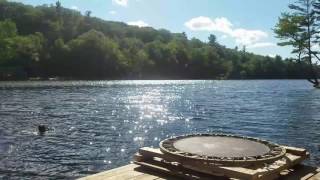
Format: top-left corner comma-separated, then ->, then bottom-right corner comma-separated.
11,0 -> 294,58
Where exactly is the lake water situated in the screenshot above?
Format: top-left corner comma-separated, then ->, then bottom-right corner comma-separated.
0,80 -> 319,179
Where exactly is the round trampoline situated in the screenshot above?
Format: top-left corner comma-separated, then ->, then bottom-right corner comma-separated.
160,134 -> 286,167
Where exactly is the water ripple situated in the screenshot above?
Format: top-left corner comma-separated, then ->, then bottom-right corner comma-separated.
0,80 -> 319,179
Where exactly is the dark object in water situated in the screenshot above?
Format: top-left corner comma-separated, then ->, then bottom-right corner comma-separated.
160,134 -> 286,167
38,125 -> 47,134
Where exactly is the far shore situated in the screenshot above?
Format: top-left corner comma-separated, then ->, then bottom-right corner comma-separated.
0,77 -> 310,82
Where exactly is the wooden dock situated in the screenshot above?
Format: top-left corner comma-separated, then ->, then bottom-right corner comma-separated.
79,146 -> 320,180
79,163 -> 320,180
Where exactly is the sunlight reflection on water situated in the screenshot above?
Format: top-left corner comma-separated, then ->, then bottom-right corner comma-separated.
0,80 -> 319,179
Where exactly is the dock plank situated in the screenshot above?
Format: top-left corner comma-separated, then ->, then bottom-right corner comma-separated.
279,165 -> 320,180
78,164 -> 142,180
78,145 -> 316,180
309,171 -> 320,180
78,164 -> 320,180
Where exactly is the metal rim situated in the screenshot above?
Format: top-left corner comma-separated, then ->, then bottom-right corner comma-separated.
159,133 -> 286,167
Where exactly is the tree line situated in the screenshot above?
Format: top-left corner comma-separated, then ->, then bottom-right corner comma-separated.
0,0 -> 312,80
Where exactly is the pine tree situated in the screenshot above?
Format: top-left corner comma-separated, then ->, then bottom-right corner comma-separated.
275,0 -> 319,86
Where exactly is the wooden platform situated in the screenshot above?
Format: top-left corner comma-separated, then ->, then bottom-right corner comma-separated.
79,164 -> 320,180
79,146 -> 320,180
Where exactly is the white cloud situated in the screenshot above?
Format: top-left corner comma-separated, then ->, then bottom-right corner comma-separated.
184,16 -> 233,33
232,29 -> 268,45
247,42 -> 276,49
184,16 -> 214,31
127,20 -> 149,27
185,16 -> 269,46
112,0 -> 128,6
109,10 -> 117,15
220,35 -> 228,39
267,54 -> 276,58
312,44 -> 320,51
71,6 -> 79,10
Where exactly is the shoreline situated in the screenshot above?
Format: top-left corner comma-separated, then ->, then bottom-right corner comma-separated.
0,78 -> 310,82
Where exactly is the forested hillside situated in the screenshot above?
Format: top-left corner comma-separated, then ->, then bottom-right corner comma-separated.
0,0 -> 310,80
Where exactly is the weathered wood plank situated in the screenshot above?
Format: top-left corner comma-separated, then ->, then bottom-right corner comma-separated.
135,161 -> 219,180
78,164 -> 141,180
78,163 -> 320,180
268,164 -> 319,180
282,146 -> 307,156
256,152 -> 309,179
138,147 -> 257,179
138,147 -> 264,179
309,171 -> 320,180
100,169 -> 143,180
133,166 -> 182,180
133,174 -> 164,180
137,147 -> 310,180
79,145 -> 317,180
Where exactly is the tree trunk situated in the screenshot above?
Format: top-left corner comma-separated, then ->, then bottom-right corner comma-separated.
307,0 -> 319,86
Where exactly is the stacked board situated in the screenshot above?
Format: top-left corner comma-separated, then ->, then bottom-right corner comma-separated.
79,145 -> 319,180
132,146 -> 312,180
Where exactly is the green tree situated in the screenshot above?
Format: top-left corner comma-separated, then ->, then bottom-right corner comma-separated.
208,34 -> 217,46
0,20 -> 18,64
0,19 -> 17,38
85,10 -> 91,17
0,0 -> 308,80
55,1 -> 61,14
275,0 -> 319,86
67,30 -> 125,78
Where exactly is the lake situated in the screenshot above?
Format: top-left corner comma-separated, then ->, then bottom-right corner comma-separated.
0,80 -> 319,179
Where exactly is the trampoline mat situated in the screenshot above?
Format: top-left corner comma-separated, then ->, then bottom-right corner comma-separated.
173,136 -> 271,158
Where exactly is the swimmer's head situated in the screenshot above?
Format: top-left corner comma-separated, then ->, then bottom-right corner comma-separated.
38,125 -> 47,135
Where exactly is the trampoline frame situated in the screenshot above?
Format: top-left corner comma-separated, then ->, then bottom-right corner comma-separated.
159,134 -> 286,167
